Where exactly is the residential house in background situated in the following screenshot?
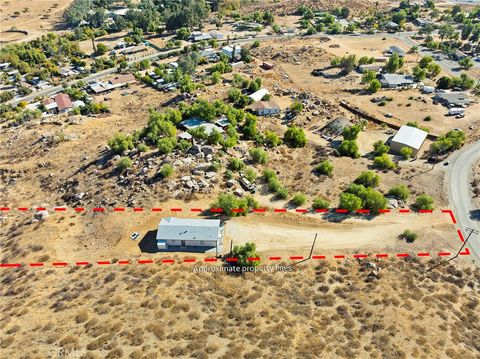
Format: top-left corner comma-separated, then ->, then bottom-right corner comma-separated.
250,100 -> 281,116
221,45 -> 242,60
379,74 -> 415,89
434,92 -> 471,108
249,88 -> 269,102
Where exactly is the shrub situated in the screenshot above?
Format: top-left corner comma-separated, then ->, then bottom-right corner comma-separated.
268,177 -> 281,192
211,193 -> 257,217
244,167 -> 257,182
249,148 -> 268,164
291,193 -> 307,206
368,79 -> 381,93
423,116 -> 432,121
264,131 -> 281,147
373,154 -> 396,170
314,160 -> 334,177
355,171 -> 380,187
414,194 -> 434,210
116,157 -> 132,173
388,185 -> 410,201
159,164 -> 174,178
339,192 -> 362,211
342,125 -> 361,140
400,230 -> 417,243
276,187 -> 289,199
108,133 -> 134,154
373,140 -> 389,156
430,130 -> 465,155
262,169 -> 277,181
284,126 -> 306,148
157,137 -> 176,154
338,140 -> 359,158
400,147 -> 413,160
228,158 -> 245,171
231,242 -> 260,267
290,100 -> 304,114
312,197 -> 330,210
137,143 -> 149,152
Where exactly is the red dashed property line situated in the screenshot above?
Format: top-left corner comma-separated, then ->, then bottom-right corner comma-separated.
457,229 -> 465,242
151,208 -> 162,212
441,209 -> 457,224
171,208 -> 182,212
114,207 -> 125,212
0,249 -> 471,269
190,208 -> 202,212
399,209 -> 411,213
0,207 -> 10,211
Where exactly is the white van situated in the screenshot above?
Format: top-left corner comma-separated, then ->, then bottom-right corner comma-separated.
422,86 -> 435,94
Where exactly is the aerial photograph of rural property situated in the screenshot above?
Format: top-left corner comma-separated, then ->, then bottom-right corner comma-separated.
1,0 -> 480,357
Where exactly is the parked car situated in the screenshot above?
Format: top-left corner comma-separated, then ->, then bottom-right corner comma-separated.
130,232 -> 140,241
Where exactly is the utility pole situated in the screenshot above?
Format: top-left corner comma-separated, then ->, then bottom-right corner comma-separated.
427,227 -> 479,271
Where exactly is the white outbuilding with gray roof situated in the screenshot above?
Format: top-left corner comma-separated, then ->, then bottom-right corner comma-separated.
156,217 -> 224,253
389,125 -> 428,157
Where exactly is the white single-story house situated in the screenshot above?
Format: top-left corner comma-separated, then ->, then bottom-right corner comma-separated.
379,74 -> 416,89
385,45 -> 406,57
389,125 -> 428,157
221,45 -> 242,59
156,217 -> 224,253
249,88 -> 269,102
190,31 -> 212,42
434,92 -> 471,108
250,100 -> 281,116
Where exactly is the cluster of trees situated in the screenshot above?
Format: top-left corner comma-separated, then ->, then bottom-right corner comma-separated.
430,130 -> 465,156
0,33 -> 84,77
412,56 -> 441,81
339,172 -> 387,213
64,0 -> 211,33
338,124 -> 361,158
263,169 -> 288,200
436,73 -> 476,91
211,193 -> 259,217
283,126 -> 306,148
383,53 -> 404,74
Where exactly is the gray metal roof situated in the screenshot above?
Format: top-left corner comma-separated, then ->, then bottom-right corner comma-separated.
435,92 -> 471,105
156,217 -> 222,242
380,74 -> 415,86
391,125 -> 428,150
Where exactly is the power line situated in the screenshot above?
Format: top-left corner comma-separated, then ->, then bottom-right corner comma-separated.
427,227 -> 479,271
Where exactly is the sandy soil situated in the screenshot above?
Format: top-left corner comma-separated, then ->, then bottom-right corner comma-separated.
0,0 -> 73,45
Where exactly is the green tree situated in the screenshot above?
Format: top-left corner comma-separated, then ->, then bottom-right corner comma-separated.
284,126 -> 307,148
459,57 -> 474,70
290,100 -> 304,114
384,53 -> 404,73
312,197 -> 330,210
95,43 -> 108,56
264,131 -> 282,147
373,153 -> 396,170
400,147 -> 413,159
116,157 -> 132,173
276,187 -> 289,200
314,160 -> 334,177
373,140 -> 389,156
249,148 -> 268,164
339,192 -> 362,211
157,137 -> 176,154
343,125 -> 361,140
211,71 -> 221,84
368,79 -> 381,93
231,242 -> 260,267
291,193 -> 307,206
159,164 -> 174,178
388,185 -> 410,201
361,70 -> 376,84
414,194 -> 434,210
108,133 -> 134,154
229,158 -> 245,171
338,140 -> 359,158
355,171 -> 380,187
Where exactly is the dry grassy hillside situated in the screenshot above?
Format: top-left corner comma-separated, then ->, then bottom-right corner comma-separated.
1,258 -> 479,358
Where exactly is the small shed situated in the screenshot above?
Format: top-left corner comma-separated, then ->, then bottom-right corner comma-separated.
389,125 -> 428,157
156,217 -> 224,253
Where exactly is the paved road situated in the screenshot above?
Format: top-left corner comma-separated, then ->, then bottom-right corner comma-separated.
447,140 -> 480,264
7,49 -> 178,106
